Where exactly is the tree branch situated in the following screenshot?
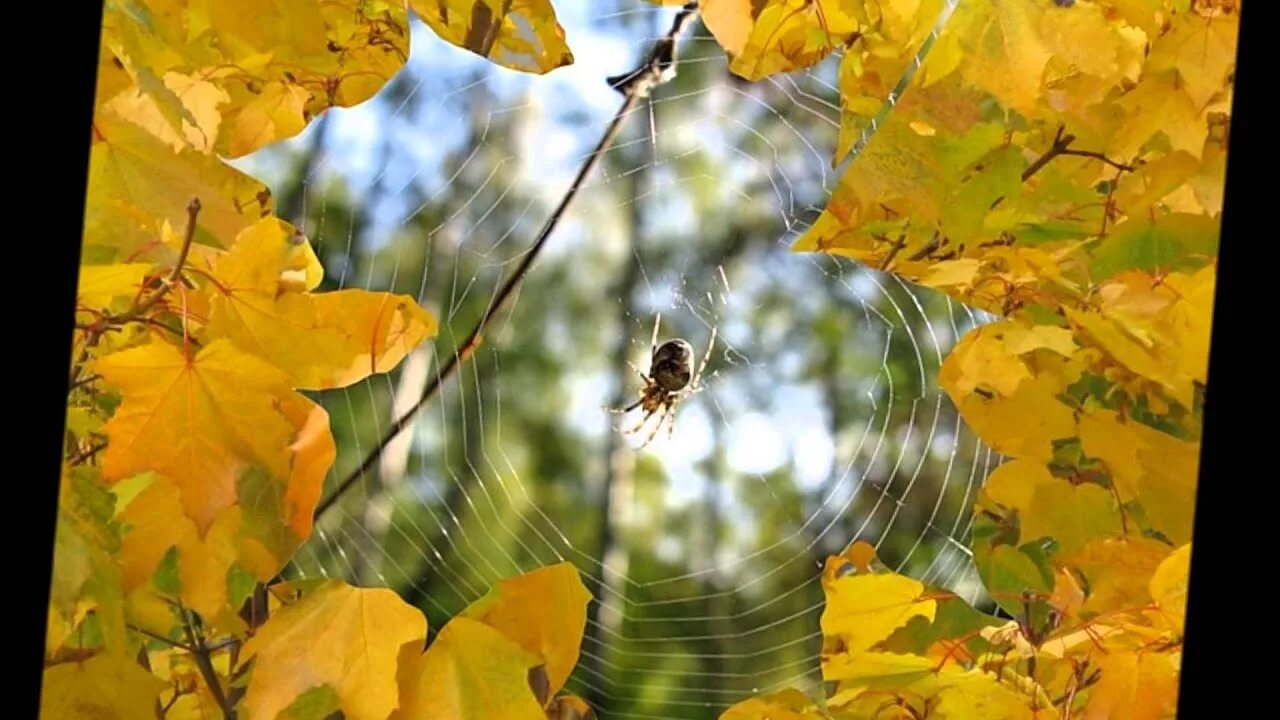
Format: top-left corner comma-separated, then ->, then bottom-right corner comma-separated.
310,3 -> 703,526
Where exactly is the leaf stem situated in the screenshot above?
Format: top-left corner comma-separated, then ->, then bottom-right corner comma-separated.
308,3 -> 703,527
180,609 -> 234,720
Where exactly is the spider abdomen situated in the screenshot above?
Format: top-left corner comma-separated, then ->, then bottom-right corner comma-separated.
651,339 -> 694,392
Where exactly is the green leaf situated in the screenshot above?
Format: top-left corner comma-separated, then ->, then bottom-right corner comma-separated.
1090,213 -> 1219,281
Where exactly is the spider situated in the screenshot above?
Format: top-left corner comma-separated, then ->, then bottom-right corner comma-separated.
609,314 -> 717,449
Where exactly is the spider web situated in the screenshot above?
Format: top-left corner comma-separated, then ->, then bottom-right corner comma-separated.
236,1 -> 1000,717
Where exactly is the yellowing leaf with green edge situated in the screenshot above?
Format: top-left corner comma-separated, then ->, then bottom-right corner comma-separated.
459,562 -> 591,695
76,263 -> 156,311
49,469 -> 128,656
1080,650 -> 1180,720
719,687 -> 821,719
984,457 -> 1123,555
204,217 -> 437,390
1089,213 -> 1219,283
93,339 -> 320,535
393,616 -> 546,720
820,573 -> 936,652
1063,537 -> 1171,617
240,580 -> 428,720
1149,543 -> 1191,634
710,0 -> 865,82
86,110 -> 272,262
116,473 -> 290,620
974,543 -> 1051,615
821,650 -> 939,687
410,0 -> 574,75
39,652 -> 167,720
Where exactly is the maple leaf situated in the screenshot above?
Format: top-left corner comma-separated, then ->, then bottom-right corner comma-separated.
101,0 -> 412,158
1063,537 -> 1171,617
1080,650 -> 1180,720
409,0 -> 574,75
938,322 -> 1078,461
239,580 -> 428,720
720,687 -> 822,719
982,458 -> 1123,555
93,339 -> 329,536
705,0 -> 865,82
1148,543 -> 1191,634
821,650 -> 939,686
458,562 -> 592,697
204,217 -> 438,390
820,572 -> 937,653
85,110 -> 273,263
393,616 -> 547,720
40,652 -> 167,720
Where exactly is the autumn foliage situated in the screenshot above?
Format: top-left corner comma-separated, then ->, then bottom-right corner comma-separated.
49,0 -> 1234,718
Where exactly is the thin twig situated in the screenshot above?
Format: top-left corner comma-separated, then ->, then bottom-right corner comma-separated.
309,3 -> 703,526
1059,149 -> 1134,174
132,198 -> 202,317
67,198 -> 203,392
129,623 -> 194,652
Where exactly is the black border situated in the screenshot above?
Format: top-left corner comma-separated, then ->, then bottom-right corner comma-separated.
30,2 -> 102,714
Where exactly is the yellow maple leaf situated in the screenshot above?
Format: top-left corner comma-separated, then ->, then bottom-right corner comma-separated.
76,263 -> 156,311
459,562 -> 592,696
94,339 -> 323,535
719,687 -> 821,719
984,457 -> 1123,555
1148,12 -> 1239,110
205,219 -> 437,390
820,573 -> 936,653
39,652 -> 166,720
103,0 -> 412,158
240,580 -> 428,720
410,0 -> 574,75
394,616 -> 546,720
1148,542 -> 1191,635
932,669 -> 1041,719
821,649 -> 938,685
1063,537 -> 1171,617
1080,649 -> 1179,720
707,0 -> 865,82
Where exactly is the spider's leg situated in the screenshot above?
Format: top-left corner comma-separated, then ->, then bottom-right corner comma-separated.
650,313 -> 662,355
606,397 -> 645,414
625,406 -> 658,435
690,325 -> 718,391
636,404 -> 673,450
